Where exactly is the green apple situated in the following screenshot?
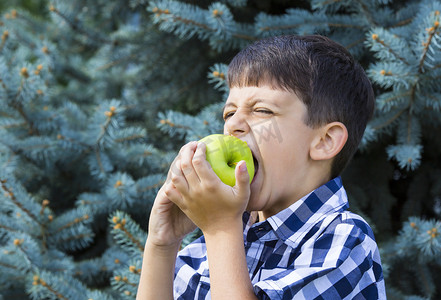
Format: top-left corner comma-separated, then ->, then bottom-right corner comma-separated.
199,134 -> 254,187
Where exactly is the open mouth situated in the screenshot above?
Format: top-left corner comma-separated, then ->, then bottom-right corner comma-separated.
252,152 -> 259,182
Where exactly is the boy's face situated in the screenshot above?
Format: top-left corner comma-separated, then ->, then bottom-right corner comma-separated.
223,85 -> 326,219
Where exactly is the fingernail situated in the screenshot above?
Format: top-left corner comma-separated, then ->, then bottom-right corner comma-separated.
239,161 -> 247,172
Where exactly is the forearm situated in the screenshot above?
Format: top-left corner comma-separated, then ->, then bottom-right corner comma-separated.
136,239 -> 179,300
204,220 -> 258,300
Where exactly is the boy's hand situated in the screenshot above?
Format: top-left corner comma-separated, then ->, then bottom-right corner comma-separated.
165,141 -> 251,235
147,147 -> 197,249
140,141 -> 255,300
147,185 -> 196,248
139,149 -> 198,300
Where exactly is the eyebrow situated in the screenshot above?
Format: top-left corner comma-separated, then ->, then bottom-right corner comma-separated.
222,102 -> 236,112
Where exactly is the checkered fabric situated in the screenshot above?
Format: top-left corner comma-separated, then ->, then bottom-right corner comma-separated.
174,177 -> 386,299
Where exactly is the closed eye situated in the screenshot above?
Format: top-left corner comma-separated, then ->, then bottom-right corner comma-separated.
255,109 -> 273,115
223,111 -> 235,120
223,109 -> 273,120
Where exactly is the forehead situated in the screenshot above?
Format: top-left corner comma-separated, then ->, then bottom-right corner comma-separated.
228,69 -> 294,93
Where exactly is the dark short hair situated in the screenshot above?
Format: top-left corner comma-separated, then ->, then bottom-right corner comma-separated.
227,35 -> 375,178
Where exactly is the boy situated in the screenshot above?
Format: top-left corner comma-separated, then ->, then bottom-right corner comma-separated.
137,35 -> 386,299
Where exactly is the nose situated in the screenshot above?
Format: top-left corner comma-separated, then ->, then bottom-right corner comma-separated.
224,109 -> 250,137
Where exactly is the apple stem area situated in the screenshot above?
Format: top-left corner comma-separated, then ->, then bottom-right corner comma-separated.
228,162 -> 238,167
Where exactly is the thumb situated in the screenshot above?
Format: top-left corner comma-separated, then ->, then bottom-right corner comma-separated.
234,160 -> 251,198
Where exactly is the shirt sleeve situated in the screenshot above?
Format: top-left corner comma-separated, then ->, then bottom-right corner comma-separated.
253,215 -> 386,300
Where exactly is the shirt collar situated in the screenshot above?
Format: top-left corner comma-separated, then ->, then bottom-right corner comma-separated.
244,176 -> 349,248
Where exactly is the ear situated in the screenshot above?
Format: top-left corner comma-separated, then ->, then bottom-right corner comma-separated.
310,122 -> 348,161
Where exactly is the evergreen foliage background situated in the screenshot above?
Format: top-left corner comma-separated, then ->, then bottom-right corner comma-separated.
0,0 -> 440,299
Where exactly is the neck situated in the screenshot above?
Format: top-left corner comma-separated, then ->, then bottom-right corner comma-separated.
258,165 -> 332,221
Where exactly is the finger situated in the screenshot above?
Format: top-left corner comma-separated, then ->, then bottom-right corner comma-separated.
163,182 -> 184,208
167,156 -> 180,184
167,142 -> 197,172
192,142 -> 219,184
171,158 -> 190,195
178,141 -> 198,157
166,141 -> 197,183
234,160 -> 251,200
179,141 -> 201,187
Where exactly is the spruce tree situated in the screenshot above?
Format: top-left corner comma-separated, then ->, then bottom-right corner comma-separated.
0,0 -> 440,299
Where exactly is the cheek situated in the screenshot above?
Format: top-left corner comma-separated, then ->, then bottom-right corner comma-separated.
266,144 -> 301,176
268,158 -> 287,181
259,152 -> 284,186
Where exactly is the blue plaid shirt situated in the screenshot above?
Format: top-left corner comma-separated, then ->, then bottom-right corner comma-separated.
174,177 -> 386,299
